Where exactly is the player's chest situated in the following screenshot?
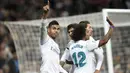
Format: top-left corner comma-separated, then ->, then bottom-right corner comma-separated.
41,40 -> 60,55
49,45 -> 60,55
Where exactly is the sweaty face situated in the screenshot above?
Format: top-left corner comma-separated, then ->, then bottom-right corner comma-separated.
85,24 -> 93,38
68,27 -> 74,38
48,25 -> 60,39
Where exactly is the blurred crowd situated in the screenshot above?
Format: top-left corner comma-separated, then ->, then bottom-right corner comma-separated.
0,24 -> 19,73
0,0 -> 130,21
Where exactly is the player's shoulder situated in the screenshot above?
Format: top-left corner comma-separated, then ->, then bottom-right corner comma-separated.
40,35 -> 50,45
85,40 -> 93,44
69,41 -> 77,50
67,40 -> 74,49
85,40 -> 100,49
68,40 -> 74,45
86,39 -> 99,43
47,36 -> 59,46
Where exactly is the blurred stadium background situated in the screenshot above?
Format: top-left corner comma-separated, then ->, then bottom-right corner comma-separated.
0,0 -> 130,73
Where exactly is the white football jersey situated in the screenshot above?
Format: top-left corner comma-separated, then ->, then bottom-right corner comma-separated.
61,40 -> 75,73
69,40 -> 99,73
61,37 -> 104,73
61,40 -> 74,62
40,19 -> 67,73
94,47 -> 104,70
88,37 -> 104,72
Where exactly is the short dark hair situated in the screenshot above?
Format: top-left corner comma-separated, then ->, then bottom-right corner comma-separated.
72,22 -> 88,42
48,20 -> 59,28
79,21 -> 90,25
67,23 -> 77,33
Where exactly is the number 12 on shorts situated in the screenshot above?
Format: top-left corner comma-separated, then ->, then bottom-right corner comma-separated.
72,51 -> 86,67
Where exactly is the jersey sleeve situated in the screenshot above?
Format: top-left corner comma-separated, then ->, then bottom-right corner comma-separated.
94,47 -> 104,70
40,19 -> 49,45
61,49 -> 70,62
65,52 -> 72,61
86,40 -> 99,51
61,41 -> 74,62
61,40 -> 74,61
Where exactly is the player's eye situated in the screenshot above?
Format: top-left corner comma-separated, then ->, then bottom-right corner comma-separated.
68,30 -> 73,33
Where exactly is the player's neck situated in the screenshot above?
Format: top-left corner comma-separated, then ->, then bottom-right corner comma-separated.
48,33 -> 56,40
82,37 -> 89,41
88,36 -> 90,40
82,37 -> 86,40
86,36 -> 90,40
51,36 -> 56,40
69,37 -> 72,40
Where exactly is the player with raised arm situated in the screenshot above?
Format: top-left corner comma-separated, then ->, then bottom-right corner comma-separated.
79,21 -> 104,73
40,1 -> 67,73
69,17 -> 114,73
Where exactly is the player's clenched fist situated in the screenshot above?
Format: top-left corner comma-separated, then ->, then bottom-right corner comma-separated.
106,17 -> 115,28
43,0 -> 50,13
42,0 -> 50,19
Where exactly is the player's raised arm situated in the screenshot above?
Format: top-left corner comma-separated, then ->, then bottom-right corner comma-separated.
98,17 -> 114,47
40,0 -> 50,45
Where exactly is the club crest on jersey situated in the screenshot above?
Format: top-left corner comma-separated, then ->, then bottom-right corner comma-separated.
51,47 -> 59,55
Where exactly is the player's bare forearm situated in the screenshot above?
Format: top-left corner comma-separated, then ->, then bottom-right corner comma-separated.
99,17 -> 114,47
99,28 -> 113,47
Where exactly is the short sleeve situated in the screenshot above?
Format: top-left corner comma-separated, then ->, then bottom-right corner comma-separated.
61,40 -> 74,62
94,48 -> 104,70
61,49 -> 70,62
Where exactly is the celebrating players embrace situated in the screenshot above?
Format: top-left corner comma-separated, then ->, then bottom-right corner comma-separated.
40,0 -> 115,73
